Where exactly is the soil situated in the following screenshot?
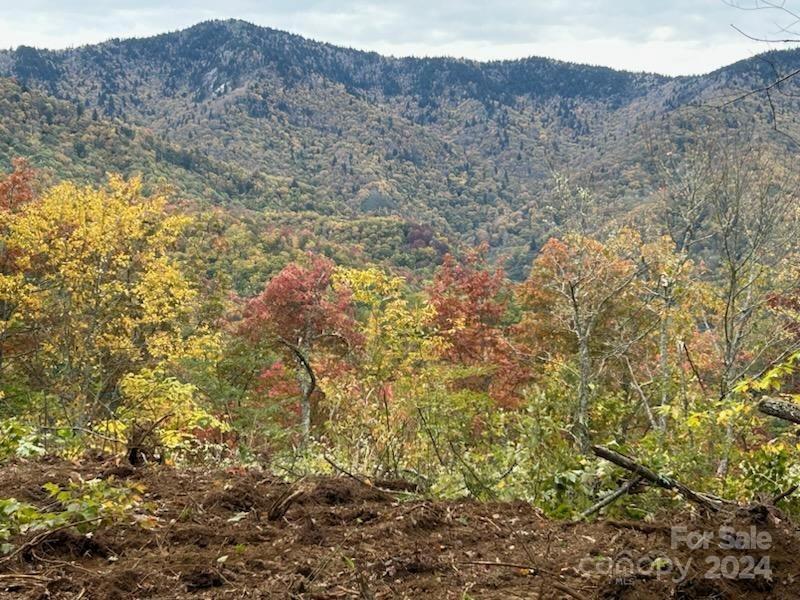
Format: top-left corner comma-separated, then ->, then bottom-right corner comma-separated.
0,457 -> 798,599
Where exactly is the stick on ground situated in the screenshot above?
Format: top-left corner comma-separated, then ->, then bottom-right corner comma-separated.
462,561 -> 589,600
0,517 -> 103,567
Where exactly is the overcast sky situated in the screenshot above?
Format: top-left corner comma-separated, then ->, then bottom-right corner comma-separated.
0,1 -> 798,75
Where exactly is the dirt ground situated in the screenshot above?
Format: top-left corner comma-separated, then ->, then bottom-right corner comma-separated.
0,457 -> 798,599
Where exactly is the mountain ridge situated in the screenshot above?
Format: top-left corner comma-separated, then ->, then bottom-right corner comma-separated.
1,18 -> 675,76
1,19 -> 798,278
7,18 -> 799,79
0,19 -> 671,106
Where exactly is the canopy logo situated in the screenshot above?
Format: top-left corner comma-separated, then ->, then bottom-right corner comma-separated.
578,525 -> 772,583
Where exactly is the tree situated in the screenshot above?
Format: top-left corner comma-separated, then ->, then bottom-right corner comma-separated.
520,231 -> 645,451
428,247 -> 527,406
708,149 -> 798,400
725,0 -> 800,136
239,254 -> 360,440
710,151 -> 800,474
0,159 -> 37,379
329,266 -> 443,474
3,175 -> 204,426
336,266 -> 438,383
428,248 -> 508,364
658,137 -> 800,474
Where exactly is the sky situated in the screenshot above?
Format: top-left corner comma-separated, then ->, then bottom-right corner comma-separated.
0,1 -> 798,76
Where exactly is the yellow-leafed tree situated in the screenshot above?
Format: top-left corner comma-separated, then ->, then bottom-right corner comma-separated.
3,174 -> 213,428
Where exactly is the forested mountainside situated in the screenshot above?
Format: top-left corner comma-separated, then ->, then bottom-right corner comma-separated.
1,19 -> 800,277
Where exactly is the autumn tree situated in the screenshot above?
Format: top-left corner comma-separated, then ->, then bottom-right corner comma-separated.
0,159 -> 37,381
626,235 -> 708,433
329,266 -> 443,473
657,136 -> 800,473
336,266 -> 438,383
520,231 -> 645,451
428,247 -> 527,406
239,254 -> 360,440
710,153 -> 800,474
3,175 -> 207,427
658,136 -> 799,391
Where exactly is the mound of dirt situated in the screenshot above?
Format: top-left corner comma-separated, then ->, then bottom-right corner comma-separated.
301,477 -> 395,506
0,458 -> 798,599
21,529 -> 112,562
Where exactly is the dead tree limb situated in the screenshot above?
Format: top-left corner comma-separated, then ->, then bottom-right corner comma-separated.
592,445 -> 723,511
576,476 -> 645,521
758,397 -> 800,425
772,484 -> 798,505
267,482 -> 307,521
322,455 -> 396,501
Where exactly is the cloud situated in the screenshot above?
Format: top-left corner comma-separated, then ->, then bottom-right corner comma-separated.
0,0 -> 797,75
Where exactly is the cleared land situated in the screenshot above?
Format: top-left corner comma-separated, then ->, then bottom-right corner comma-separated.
0,458 -> 797,599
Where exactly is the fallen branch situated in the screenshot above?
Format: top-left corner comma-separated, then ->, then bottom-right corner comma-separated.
758,397 -> 800,425
605,520 -> 671,534
462,559 -> 539,572
0,573 -> 51,581
576,476 -> 645,521
592,445 -> 723,511
772,484 -> 799,505
372,478 -> 420,493
550,582 -> 591,600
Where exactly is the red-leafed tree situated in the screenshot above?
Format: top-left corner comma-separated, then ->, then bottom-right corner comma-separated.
769,288 -> 800,340
0,159 -> 36,213
427,246 -> 527,406
1,159 -> 36,275
239,254 -> 360,439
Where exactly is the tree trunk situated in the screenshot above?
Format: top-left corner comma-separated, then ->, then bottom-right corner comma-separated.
657,310 -> 670,431
715,371 -> 734,478
278,338 -> 316,445
297,365 -> 312,441
576,334 -> 591,452
577,476 -> 645,520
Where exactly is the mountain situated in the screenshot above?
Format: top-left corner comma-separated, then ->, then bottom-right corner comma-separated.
1,19 -> 799,278
0,76 -> 269,202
